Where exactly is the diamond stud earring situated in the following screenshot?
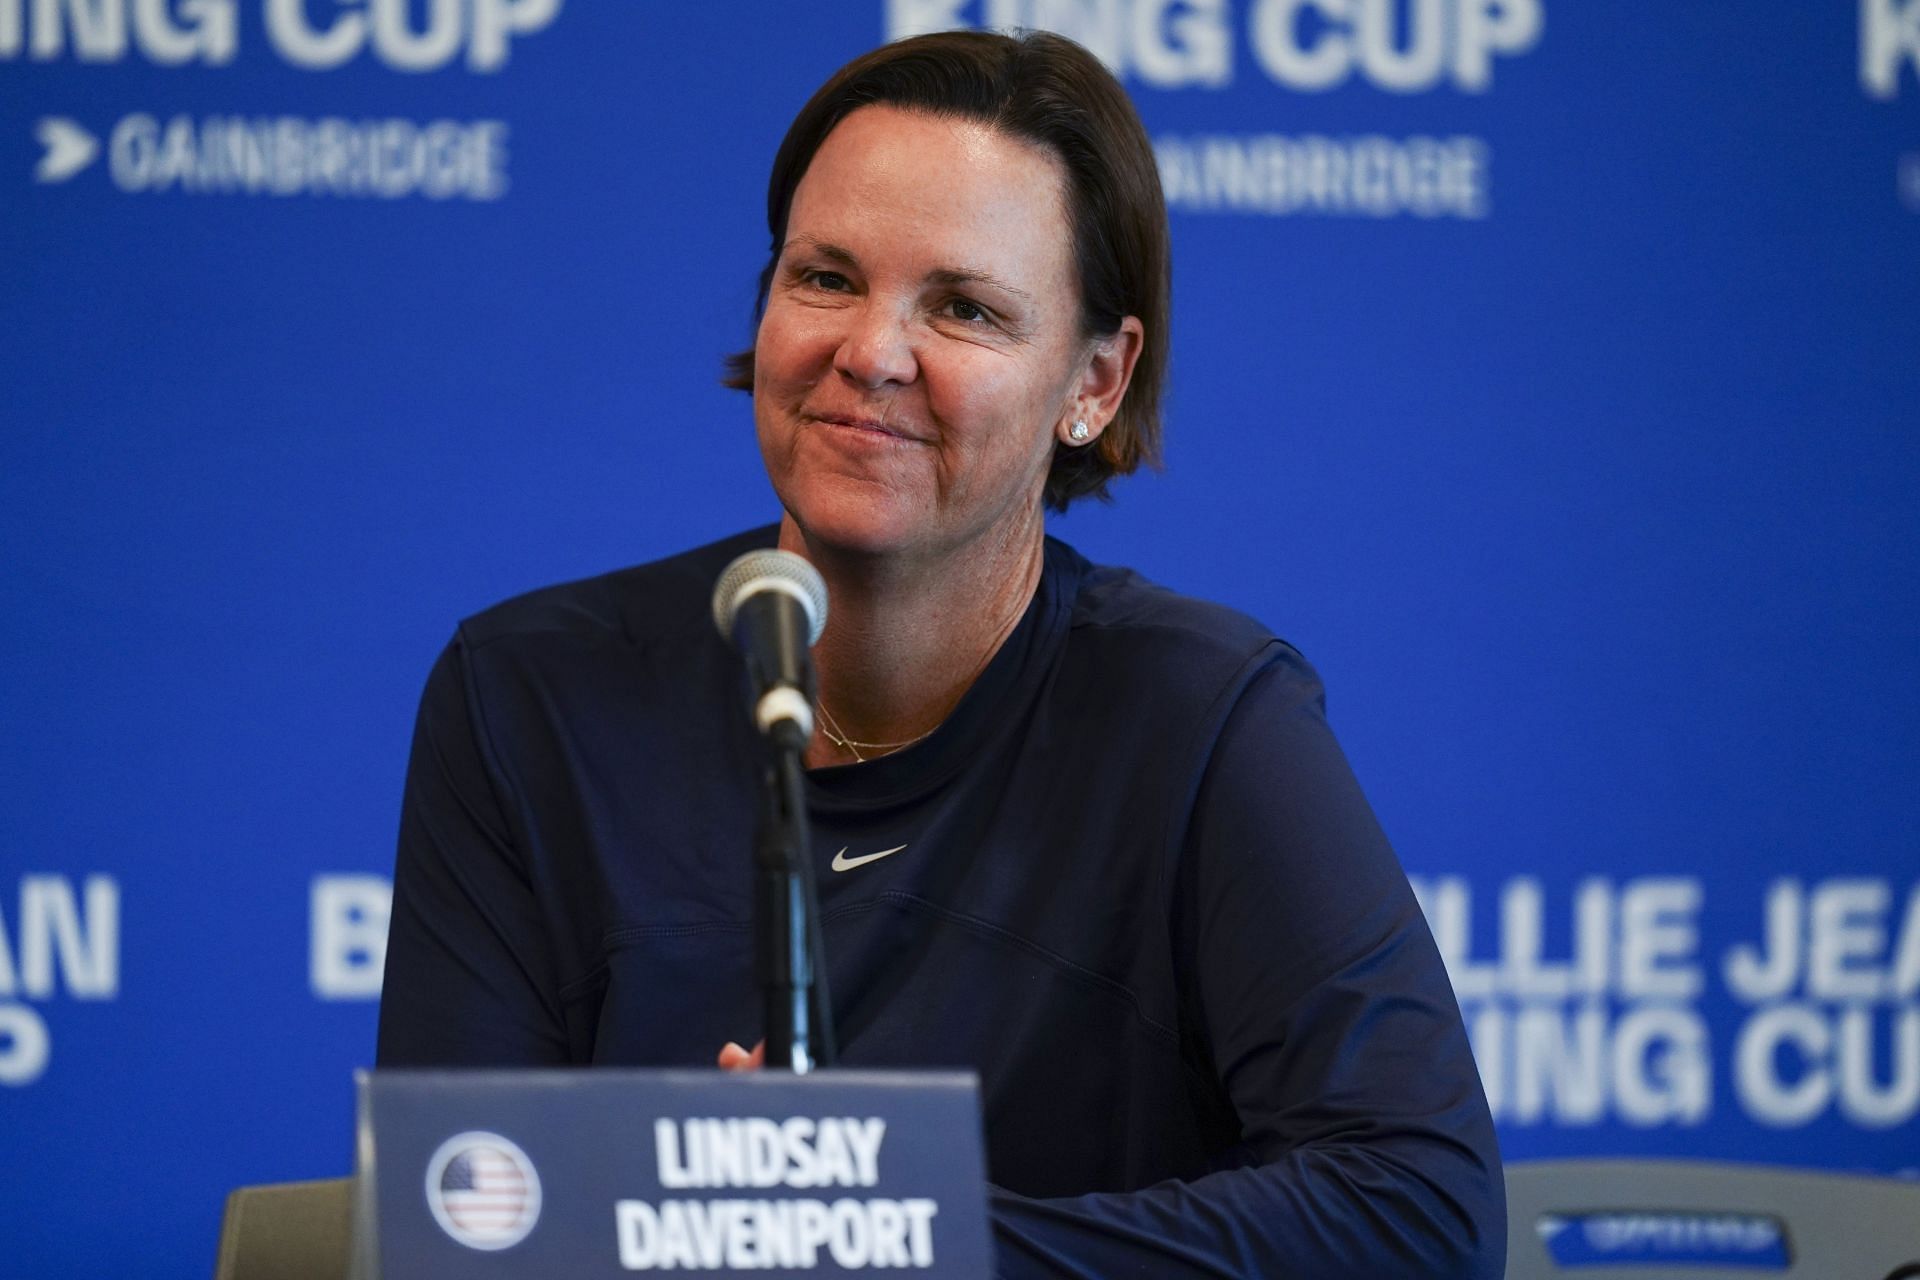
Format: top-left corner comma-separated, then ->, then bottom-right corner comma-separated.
1069,419 -> 1090,442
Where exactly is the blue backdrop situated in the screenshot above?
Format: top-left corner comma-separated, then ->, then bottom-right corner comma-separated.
3,1 -> 1917,1274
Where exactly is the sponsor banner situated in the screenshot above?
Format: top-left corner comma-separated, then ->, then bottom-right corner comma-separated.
3,0 -> 1916,1273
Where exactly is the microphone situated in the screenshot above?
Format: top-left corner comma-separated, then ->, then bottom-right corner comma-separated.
712,549 -> 828,752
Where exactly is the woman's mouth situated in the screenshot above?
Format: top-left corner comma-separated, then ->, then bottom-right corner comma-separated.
810,412 -> 920,444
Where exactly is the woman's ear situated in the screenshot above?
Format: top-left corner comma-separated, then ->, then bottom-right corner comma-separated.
1059,316 -> 1144,446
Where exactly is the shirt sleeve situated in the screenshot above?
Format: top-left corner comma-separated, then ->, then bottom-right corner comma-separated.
375,634 -> 572,1066
988,649 -> 1505,1279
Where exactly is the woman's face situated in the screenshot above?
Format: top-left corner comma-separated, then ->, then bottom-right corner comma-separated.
752,105 -> 1094,565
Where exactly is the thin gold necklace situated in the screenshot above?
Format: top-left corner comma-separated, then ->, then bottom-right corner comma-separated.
815,701 -> 934,763
813,568 -> 1030,763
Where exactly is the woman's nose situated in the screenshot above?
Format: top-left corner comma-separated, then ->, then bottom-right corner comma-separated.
833,302 -> 917,389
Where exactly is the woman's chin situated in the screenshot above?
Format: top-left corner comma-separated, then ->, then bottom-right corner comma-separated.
781,494 -> 931,561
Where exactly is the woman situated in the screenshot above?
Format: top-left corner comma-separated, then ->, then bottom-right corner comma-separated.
378,30 -> 1504,1278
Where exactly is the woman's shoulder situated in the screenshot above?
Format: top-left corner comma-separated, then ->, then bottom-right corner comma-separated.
455,526 -> 778,656
1054,539 -> 1312,685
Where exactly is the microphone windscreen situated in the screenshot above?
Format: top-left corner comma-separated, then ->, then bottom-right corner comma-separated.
712,549 -> 829,645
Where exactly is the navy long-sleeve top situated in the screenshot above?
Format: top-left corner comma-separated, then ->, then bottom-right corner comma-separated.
376,528 -> 1505,1278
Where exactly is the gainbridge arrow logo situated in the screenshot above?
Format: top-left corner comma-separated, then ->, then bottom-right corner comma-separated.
34,117 -> 97,183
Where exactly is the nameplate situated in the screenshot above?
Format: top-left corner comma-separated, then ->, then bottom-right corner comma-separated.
351,1069 -> 991,1278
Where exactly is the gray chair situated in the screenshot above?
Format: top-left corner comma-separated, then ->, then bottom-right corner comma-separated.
1505,1159 -> 1920,1280
213,1177 -> 353,1280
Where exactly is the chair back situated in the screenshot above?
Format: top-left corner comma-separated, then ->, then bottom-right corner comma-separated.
214,1177 -> 353,1280
1505,1159 -> 1920,1280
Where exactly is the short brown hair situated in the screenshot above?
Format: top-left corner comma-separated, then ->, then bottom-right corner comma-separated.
724,29 -> 1170,511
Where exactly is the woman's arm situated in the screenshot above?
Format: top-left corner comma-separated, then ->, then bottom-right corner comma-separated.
376,635 -> 572,1066
990,651 -> 1505,1278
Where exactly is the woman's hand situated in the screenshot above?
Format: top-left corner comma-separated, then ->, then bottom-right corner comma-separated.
717,1040 -> 765,1071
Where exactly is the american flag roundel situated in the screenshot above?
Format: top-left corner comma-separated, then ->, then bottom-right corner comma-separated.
424,1131 -> 542,1250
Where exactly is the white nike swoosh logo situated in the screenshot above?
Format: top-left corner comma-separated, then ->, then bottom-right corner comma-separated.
831,844 -> 908,872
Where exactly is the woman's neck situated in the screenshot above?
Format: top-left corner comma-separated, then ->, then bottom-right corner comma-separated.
778,513 -> 1045,769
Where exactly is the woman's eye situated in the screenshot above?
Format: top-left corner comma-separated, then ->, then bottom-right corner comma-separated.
807,270 -> 851,292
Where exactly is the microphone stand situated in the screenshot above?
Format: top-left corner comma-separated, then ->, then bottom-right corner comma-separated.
755,725 -> 836,1073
